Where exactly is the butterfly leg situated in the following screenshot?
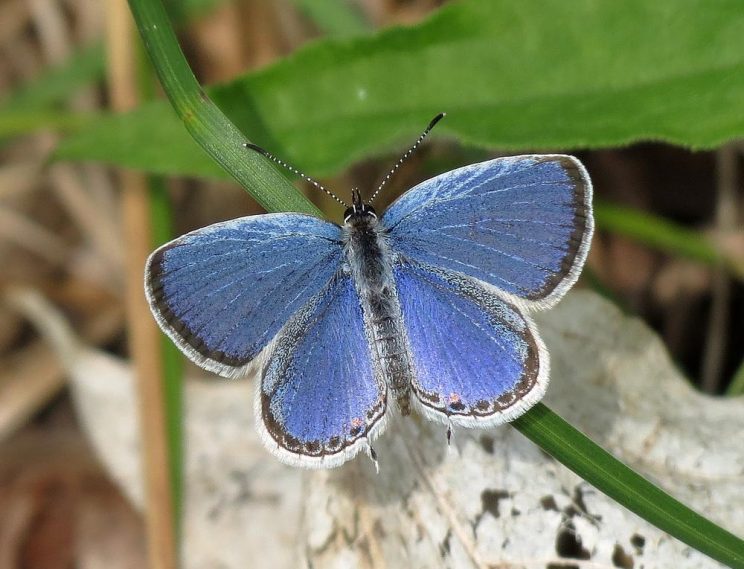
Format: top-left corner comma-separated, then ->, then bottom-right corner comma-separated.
364,441 -> 380,473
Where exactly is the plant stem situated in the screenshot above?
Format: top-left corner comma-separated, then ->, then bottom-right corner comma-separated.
107,1 -> 178,568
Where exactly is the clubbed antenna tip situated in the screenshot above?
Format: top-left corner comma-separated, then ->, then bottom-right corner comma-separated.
428,112 -> 446,131
367,112 -> 447,205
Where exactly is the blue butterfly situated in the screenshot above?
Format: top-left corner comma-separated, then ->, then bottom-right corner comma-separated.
145,114 -> 593,469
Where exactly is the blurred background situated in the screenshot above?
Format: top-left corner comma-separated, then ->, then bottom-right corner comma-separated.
0,0 -> 742,566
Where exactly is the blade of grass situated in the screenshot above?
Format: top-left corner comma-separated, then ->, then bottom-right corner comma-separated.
512,404 -> 744,566
0,109 -> 94,137
164,0 -> 228,24
579,266 -> 629,314
595,200 -> 744,281
127,0 -> 320,216
1,43 -> 105,111
289,0 -> 370,37
128,0 -> 744,566
149,175 -> 184,531
727,359 -> 744,396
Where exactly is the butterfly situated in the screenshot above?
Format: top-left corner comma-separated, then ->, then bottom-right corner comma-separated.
144,114 -> 593,469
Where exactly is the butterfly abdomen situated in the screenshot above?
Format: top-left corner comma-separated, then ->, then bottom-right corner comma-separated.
344,215 -> 413,415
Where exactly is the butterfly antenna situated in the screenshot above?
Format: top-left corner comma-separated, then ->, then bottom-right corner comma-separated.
243,142 -> 348,207
368,112 -> 446,205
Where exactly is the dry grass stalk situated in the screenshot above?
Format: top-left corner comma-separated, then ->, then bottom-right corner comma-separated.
104,0 -> 177,567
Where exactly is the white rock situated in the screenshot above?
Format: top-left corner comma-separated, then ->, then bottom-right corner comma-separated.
23,289 -> 743,569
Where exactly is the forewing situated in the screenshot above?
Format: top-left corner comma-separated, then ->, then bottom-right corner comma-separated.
145,213 -> 343,377
383,155 -> 593,308
258,274 -> 387,468
395,262 -> 547,427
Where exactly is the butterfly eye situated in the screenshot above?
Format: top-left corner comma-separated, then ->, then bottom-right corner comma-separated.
343,203 -> 377,223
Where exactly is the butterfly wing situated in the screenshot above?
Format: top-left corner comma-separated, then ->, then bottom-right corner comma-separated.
383,155 -> 593,309
394,262 -> 546,426
257,274 -> 387,468
145,213 -> 343,377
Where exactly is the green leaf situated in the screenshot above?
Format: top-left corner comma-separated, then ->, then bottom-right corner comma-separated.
1,43 -> 105,112
57,103 -> 227,178
57,0 -> 744,179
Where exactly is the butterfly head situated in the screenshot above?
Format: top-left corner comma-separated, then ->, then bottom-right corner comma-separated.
344,188 -> 377,224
